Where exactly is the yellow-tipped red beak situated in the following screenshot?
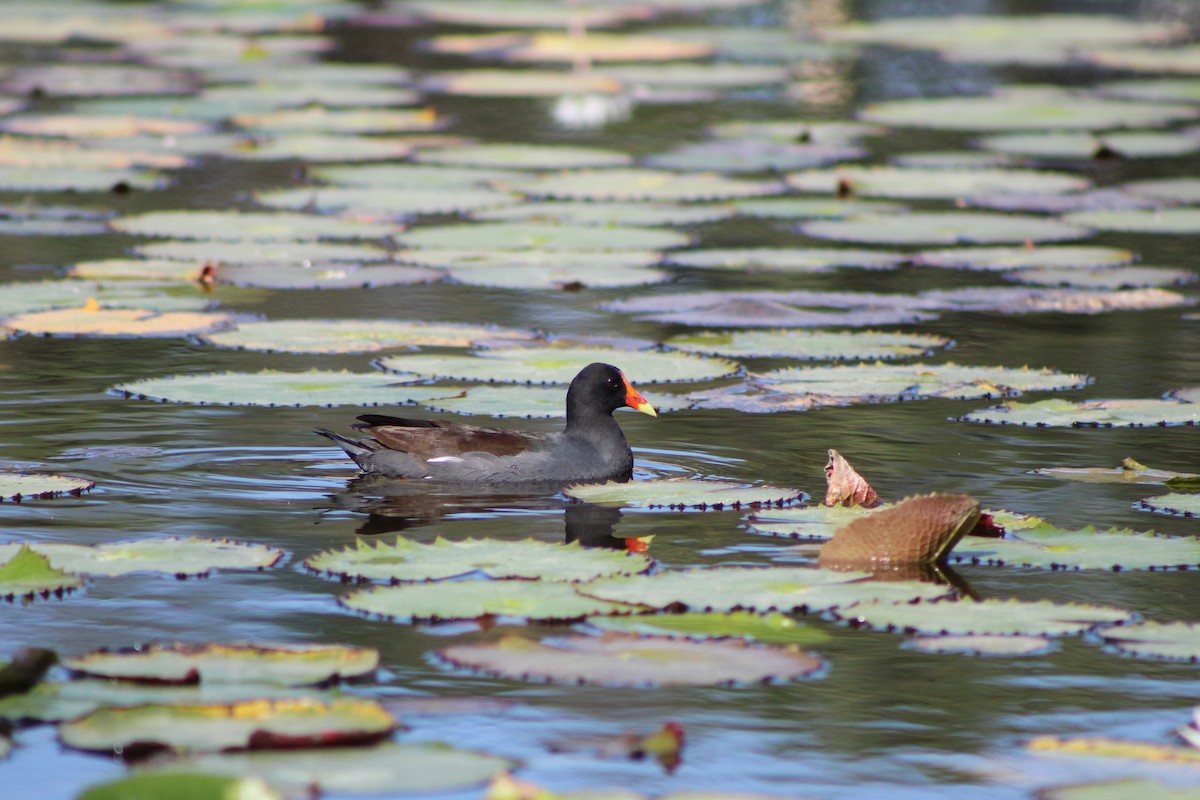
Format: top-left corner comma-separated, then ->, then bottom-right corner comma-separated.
622,374 -> 657,417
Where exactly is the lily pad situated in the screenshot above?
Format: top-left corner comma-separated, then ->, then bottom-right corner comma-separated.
958,398 -> 1200,427
1137,493 -> 1200,517
0,472 -> 94,501
0,63 -> 195,97
0,538 -> 283,578
601,289 -> 938,328
0,280 -> 215,316
860,93 -> 1198,131
0,138 -> 186,171
977,131 -> 1200,160
448,261 -> 670,290
666,248 -> 903,272
78,775 -> 281,800
426,31 -> 712,63
0,165 -> 162,192
377,347 -> 735,384
710,119 -> 882,144
134,239 -> 391,265
731,198 -> 906,219
396,222 -> 689,252
950,525 -> 1200,571
436,633 -> 822,686
908,634 -> 1054,657
413,383 -> 688,418
307,537 -> 651,583
1100,78 -> 1200,103
1064,208 -> 1200,235
562,478 -> 802,509
311,164 -> 528,190
253,186 -> 516,218
341,579 -> 639,623
1088,45 -> 1200,74
583,611 -> 831,645
758,362 -> 1088,402
63,643 -> 378,686
422,69 -> 623,97
231,106 -> 443,135
69,259 -> 210,282
225,134 -> 420,163
476,201 -> 733,227
1035,460 -> 1197,484
645,140 -> 863,173
1122,178 -> 1200,205
513,168 -> 786,202
913,245 -> 1135,271
214,264 -> 443,290
1004,266 -> 1192,290
398,248 -> 662,271
1101,620 -> 1200,661
59,697 -> 397,755
1040,778 -> 1200,800
788,166 -> 1089,199
837,598 -> 1132,636
922,286 -> 1188,315
110,210 -> 398,242
3,305 -> 235,338
0,545 -> 84,599
400,1 -> 648,29
203,319 -> 534,354
665,330 -> 951,361
599,61 -> 792,90
801,212 -> 1090,245
113,369 -> 450,408
416,143 -> 631,170
746,503 -> 874,541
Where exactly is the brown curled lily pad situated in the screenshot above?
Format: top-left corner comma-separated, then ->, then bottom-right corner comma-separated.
819,494 -> 980,567
436,633 -> 823,687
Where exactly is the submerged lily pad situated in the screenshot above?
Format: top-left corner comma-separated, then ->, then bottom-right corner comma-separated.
307,537 -> 651,583
514,168 -> 786,202
377,347 -> 735,384
436,633 -> 822,686
958,398 -> 1200,427
0,538 -> 283,578
3,305 -> 234,338
1101,620 -> 1200,661
913,245 -> 1135,271
110,210 -> 398,241
951,525 -> 1200,571
860,93 -> 1198,131
341,579 -> 638,623
203,319 -> 534,354
114,370 -> 448,408
758,362 -> 1087,402
788,166 -> 1089,199
396,222 -> 689,252
838,598 -> 1132,636
563,478 -> 802,509
59,697 -> 396,755
1137,493 -> 1200,517
584,611 -> 831,645
0,545 -> 84,599
63,643 -> 378,686
0,473 -> 94,501
667,248 -> 903,272
665,330 -> 951,361
801,212 -> 1090,245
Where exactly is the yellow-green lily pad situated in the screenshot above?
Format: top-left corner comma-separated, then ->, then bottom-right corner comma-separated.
0,545 -> 84,599
1102,620 -> 1200,661
802,211 -> 1090,245
958,397 -> 1200,427
77,774 -> 281,800
113,369 -> 450,407
1064,208 -> 1200,235
0,472 -> 94,501
396,221 -> 689,251
204,319 -> 534,354
1137,493 -> 1200,517
788,165 -> 1089,198
563,478 -> 802,509
914,245 -> 1136,271
860,92 -> 1198,131
0,538 -> 283,578
110,209 -> 398,241
514,168 -> 786,202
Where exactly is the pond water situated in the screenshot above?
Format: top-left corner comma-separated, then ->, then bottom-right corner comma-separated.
2,0 -> 1200,798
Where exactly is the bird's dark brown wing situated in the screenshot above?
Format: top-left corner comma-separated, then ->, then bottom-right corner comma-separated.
354,414 -> 547,460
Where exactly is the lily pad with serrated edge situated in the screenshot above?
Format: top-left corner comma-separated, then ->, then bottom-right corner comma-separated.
957,398 -> 1200,428
645,140 -> 864,173
63,643 -> 378,686
398,248 -> 663,270
307,537 -> 651,583
788,166 -> 1089,199
437,632 -> 822,687
1004,266 -> 1193,290
1137,493 -> 1200,517
950,525 -> 1200,571
232,107 -> 443,135
746,504 -> 873,540
977,131 -> 1200,159
922,285 -> 1188,315
665,330 -> 951,361
134,239 -> 391,264
378,347 -> 736,384
203,319 -> 535,354
77,774 -> 281,800
913,245 -> 1135,271
859,94 -> 1198,131
476,201 -> 733,227
0,473 -> 94,501
414,383 -> 688,418
1064,208 -> 1200,235
142,741 -> 515,796
415,143 -> 631,170
110,210 -> 398,242
0,545 -> 84,599
514,168 -> 786,202
215,264 -> 443,290
253,186 -> 517,218
0,538 -> 282,578
667,248 -> 904,272
1102,620 -> 1200,661
0,165 -> 162,192
341,579 -> 640,623
838,598 -> 1132,636
583,611 -> 831,645
759,362 -> 1088,401
580,565 -> 952,614
563,478 -> 802,510
422,69 -> 623,97
731,198 -> 906,219
395,222 -> 689,252
908,634 -> 1054,656
113,369 -> 449,408
801,212 -> 1089,245
59,697 -> 397,755
3,306 -> 235,338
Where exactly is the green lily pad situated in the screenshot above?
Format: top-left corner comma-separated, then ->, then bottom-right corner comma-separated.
645,140 -> 863,173
599,61 -> 792,89
413,383 -> 688,418
0,472 -> 94,501
710,119 -> 883,144
601,289 -> 937,328
1100,78 -> 1200,103
0,138 -> 186,171
422,69 -> 623,97
958,398 -> 1200,427
476,201 -> 733,227
580,565 -> 952,614
253,186 -> 517,218
731,198 -> 906,219
398,248 -> 662,271
3,305 -> 234,339
135,240 -> 391,264
788,166 -> 1089,199
1004,266 -> 1192,290
415,143 -> 631,170
1101,620 -> 1200,661
950,525 -> 1200,570
746,504 -> 873,541
113,369 -> 449,408
562,478 -> 802,509
203,319 -> 534,354
977,131 -> 1200,159
0,165 -> 162,192
1088,44 -> 1200,74
1137,493 -> 1200,517
1122,178 -> 1200,205
860,93 -> 1198,131
1064,208 -> 1200,235
913,245 -> 1135,271
0,280 -> 225,315
110,210 -> 398,241
801,212 -> 1090,245
656,25 -> 852,62
923,286 -> 1188,315
69,259 -> 209,282
437,632 -> 823,686
377,347 -> 735,384
448,261 -> 670,290
63,643 -> 378,686
0,538 -> 283,578
59,697 -> 397,755
396,222 -> 688,252
201,82 -> 419,111
665,330 -> 951,361
892,151 -> 1018,169
837,598 -> 1132,636
908,634 -> 1054,657
0,216 -> 108,236
143,742 -> 515,796
513,168 -> 786,202
341,578 -> 639,623
583,611 -> 831,645
0,545 -> 84,599
214,264 -> 443,290
0,63 -> 195,97
667,247 -> 903,272
231,106 -> 444,135
225,134 -> 419,163
1040,778 -> 1200,800
77,774 -> 282,800
306,537 -> 651,583
759,362 -> 1088,402
313,163 -> 524,190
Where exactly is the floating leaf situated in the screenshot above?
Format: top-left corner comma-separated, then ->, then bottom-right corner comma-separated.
1035,459 -> 1196,484
746,504 -> 872,541
665,330 -> 950,361
951,525 -> 1200,570
306,537 -> 651,583
922,286 -> 1188,315
59,697 -> 397,755
0,472 -> 93,501
69,259 -> 209,282
476,201 -> 733,227
0,165 -> 162,192
710,119 -> 883,144
447,262 -> 670,290
1027,736 -> 1200,766
226,134 -> 419,163
416,143 -> 631,170
600,61 -> 792,89
1122,177 -> 1200,205
1101,78 -> 1200,103
977,131 -> 1200,159
3,306 -> 234,338
1004,266 -> 1192,290
315,163 -> 526,190
0,538 -> 283,578
758,362 -> 1088,402
667,247 -> 903,272
0,545 -> 83,598
822,450 -> 881,508
838,598 -> 1132,636
342,579 -> 638,623
0,63 -> 195,97
203,319 -> 534,354
231,107 -> 443,135
601,289 -> 937,328
788,166 -> 1089,199
135,240 -> 391,264
1137,493 -> 1200,517
1064,208 -> 1200,235
514,169 -> 786,202
801,212 -> 1089,245
396,222 -> 688,252
860,93 -> 1198,131
426,31 -> 712,63
958,398 -> 1199,427
1088,45 -> 1200,74
1041,778 -> 1200,800
77,774 -> 282,800
437,633 -> 822,686
110,210 -> 398,241
1102,620 -> 1200,661
646,140 -> 863,173
63,643 -> 378,686
563,478 -> 802,509
913,245 -> 1135,271
584,611 -> 831,646
413,383 -> 687,418
254,186 -> 516,218
113,370 -> 449,407
423,69 -> 623,97
908,634 -> 1053,657
215,264 -> 443,290
731,198 -> 906,219
401,1 -> 648,29
377,347 -> 735,384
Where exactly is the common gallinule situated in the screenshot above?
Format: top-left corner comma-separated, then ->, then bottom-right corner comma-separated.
316,362 -> 657,484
